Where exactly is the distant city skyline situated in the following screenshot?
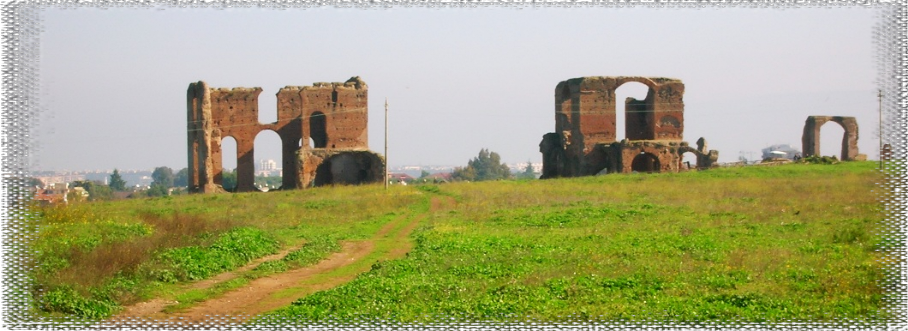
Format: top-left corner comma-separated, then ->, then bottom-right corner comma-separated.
32,6 -> 882,172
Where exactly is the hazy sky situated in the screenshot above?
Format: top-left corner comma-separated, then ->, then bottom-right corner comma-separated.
34,5 -> 880,172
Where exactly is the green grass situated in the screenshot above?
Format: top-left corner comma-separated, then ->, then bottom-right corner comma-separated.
27,184 -> 423,319
27,162 -> 890,323
254,162 -> 888,324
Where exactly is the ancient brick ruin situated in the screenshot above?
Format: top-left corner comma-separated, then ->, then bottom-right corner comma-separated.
187,77 -> 383,193
801,116 -> 866,161
881,144 -> 892,161
540,76 -> 719,178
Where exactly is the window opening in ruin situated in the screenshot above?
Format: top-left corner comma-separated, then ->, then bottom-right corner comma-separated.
615,82 -> 649,141
332,90 -> 338,103
310,111 -> 328,148
819,121 -> 846,159
254,130 -> 283,191
258,89 -> 278,124
681,152 -> 698,171
220,136 -> 238,191
631,152 -> 660,173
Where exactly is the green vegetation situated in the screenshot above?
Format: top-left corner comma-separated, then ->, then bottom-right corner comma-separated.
28,184 -> 422,320
452,148 -> 513,181
27,162 -> 889,323
256,162 -> 888,323
71,180 -> 112,201
108,169 -> 126,192
516,159 -> 537,180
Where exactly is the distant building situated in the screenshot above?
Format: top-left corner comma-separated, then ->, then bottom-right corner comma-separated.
389,173 -> 415,184
761,144 -> 800,160
259,159 -> 277,171
32,183 -> 88,205
256,159 -> 282,177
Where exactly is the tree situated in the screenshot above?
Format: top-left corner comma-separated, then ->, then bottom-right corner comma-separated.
419,170 -> 430,179
517,160 -> 536,180
174,168 -> 189,187
222,169 -> 237,191
145,184 -> 169,197
71,180 -> 112,201
452,148 -> 513,182
109,169 -> 127,191
26,177 -> 44,188
151,167 -> 175,188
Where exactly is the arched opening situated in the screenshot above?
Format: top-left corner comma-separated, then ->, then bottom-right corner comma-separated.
631,152 -> 660,173
882,143 -> 892,161
310,111 -> 327,148
615,82 -> 650,141
220,136 -> 237,192
819,121 -> 846,159
258,90 -> 278,124
681,151 -> 698,171
254,130 -> 282,191
313,152 -> 382,187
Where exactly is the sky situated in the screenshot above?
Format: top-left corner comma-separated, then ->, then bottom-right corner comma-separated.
33,5 -> 881,172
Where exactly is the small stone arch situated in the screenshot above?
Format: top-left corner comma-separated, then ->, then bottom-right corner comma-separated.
882,143 -> 892,160
631,152 -> 660,173
801,116 -> 859,160
676,147 -> 700,171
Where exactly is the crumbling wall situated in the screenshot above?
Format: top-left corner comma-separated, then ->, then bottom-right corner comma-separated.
554,76 -> 685,152
541,76 -> 715,178
300,77 -> 369,150
188,77 -> 379,193
801,116 -> 862,161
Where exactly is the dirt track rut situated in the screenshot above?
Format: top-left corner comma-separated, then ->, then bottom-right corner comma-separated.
105,196 -> 452,326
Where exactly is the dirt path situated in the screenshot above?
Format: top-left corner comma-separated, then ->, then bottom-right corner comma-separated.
105,197 -> 450,326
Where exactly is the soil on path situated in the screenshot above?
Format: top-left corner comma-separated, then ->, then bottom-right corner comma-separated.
106,196 -> 450,327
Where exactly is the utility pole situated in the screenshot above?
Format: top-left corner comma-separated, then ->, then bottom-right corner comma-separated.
879,89 -> 883,169
384,98 -> 389,190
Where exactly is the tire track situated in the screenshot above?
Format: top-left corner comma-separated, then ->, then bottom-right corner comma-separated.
105,198 -> 442,326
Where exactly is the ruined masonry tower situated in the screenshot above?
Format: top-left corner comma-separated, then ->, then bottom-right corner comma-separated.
540,76 -> 719,178
187,77 -> 383,193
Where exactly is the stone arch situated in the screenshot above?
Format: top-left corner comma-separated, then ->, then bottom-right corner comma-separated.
253,129 -> 282,191
678,150 -> 699,170
801,116 -> 859,160
614,76 -> 659,91
677,145 -> 699,169
631,152 -> 660,173
218,136 -> 238,191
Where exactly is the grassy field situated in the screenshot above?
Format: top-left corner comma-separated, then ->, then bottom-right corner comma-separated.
26,161 -> 891,323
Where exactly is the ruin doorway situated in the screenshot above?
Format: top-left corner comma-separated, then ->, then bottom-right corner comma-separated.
253,130 -> 282,191
220,136 -> 238,191
631,152 -> 660,173
819,121 -> 847,159
615,82 -> 649,141
310,111 -> 327,148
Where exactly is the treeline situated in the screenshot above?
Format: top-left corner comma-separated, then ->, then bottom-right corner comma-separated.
451,148 -> 536,182
65,167 -> 190,201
